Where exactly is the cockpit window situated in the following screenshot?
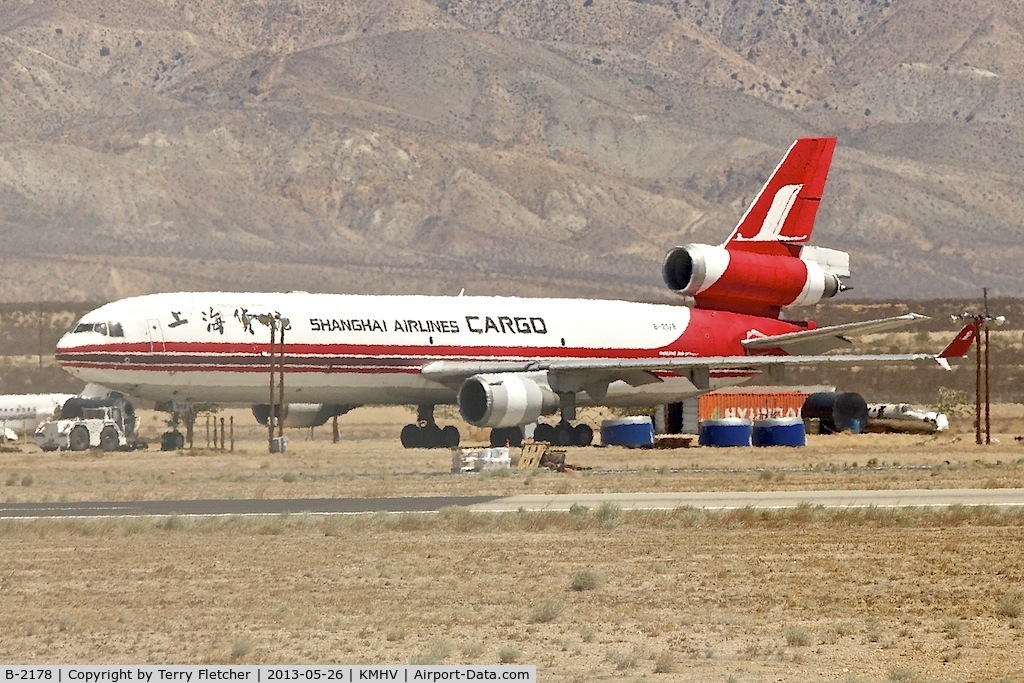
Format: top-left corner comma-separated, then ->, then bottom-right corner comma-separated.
71,321 -> 124,337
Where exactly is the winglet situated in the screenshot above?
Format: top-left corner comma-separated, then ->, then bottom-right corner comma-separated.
935,323 -> 977,370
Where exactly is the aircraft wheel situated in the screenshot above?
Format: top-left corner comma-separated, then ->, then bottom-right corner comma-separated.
400,424 -> 420,449
161,431 -> 184,451
490,426 -> 522,448
534,423 -> 555,444
68,425 -> 90,451
440,425 -> 460,449
554,421 -> 575,447
100,426 -> 120,452
574,423 -> 594,447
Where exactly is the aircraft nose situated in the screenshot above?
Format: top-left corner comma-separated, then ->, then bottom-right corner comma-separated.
55,329 -> 74,358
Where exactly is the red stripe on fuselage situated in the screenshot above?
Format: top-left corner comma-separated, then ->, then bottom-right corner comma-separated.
55,310 -> 807,378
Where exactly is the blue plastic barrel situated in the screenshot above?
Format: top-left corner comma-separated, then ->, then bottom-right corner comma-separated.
601,417 -> 654,447
698,418 -> 752,447
752,417 -> 806,447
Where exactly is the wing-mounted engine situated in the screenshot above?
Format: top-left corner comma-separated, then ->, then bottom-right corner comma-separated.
252,403 -> 352,429
457,374 -> 559,428
662,243 -> 847,318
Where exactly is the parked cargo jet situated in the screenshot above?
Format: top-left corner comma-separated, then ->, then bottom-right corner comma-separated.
54,138 -> 966,448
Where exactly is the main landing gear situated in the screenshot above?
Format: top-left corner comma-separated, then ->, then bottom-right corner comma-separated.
488,422 -> 593,448
489,390 -> 596,448
400,405 -> 461,449
533,421 -> 593,447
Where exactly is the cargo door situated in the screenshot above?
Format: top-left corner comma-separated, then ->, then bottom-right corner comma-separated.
146,319 -> 165,353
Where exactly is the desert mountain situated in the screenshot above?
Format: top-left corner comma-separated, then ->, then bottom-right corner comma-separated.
1,0 -> 1021,303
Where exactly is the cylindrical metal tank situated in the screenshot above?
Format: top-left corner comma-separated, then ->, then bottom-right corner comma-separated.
601,417 -> 655,447
801,392 -> 868,434
752,417 -> 806,447
698,418 -> 752,447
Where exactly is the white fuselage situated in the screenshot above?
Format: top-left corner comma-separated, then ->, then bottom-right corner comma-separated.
0,393 -> 77,438
55,292 -> 775,407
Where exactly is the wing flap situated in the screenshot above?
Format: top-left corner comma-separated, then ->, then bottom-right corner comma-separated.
741,313 -> 928,355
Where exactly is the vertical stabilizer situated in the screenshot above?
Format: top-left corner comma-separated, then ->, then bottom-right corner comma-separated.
724,137 -> 837,256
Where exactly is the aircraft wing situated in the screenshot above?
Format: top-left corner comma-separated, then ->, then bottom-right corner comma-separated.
740,313 -> 929,355
420,313 -> 960,387
420,351 -> 939,390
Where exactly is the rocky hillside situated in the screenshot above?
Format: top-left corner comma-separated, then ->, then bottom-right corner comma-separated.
1,0 -> 1022,303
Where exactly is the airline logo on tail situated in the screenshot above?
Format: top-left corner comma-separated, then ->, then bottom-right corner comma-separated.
724,137 -> 836,256
734,183 -> 806,242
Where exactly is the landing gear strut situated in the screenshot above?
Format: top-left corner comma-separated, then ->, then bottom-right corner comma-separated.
160,401 -> 189,451
400,405 -> 461,449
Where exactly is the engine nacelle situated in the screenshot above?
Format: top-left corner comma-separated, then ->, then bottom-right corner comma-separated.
252,403 -> 351,429
662,243 -> 843,316
457,374 -> 559,428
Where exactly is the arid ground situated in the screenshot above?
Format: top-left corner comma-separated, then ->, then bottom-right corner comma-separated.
1,406 -> 1023,682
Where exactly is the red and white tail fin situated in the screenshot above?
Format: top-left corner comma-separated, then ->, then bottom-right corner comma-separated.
724,137 -> 837,257
935,323 -> 977,370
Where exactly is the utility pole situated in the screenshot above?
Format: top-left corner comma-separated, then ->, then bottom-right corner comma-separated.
277,320 -> 286,441
267,316 -> 276,453
259,312 -> 289,453
984,288 -> 992,445
952,291 -> 1005,445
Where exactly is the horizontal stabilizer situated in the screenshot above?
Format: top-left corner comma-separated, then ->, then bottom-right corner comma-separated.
741,313 -> 928,355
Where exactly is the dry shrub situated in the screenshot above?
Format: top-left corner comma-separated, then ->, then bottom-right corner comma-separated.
569,569 -> 603,592
653,650 -> 676,673
784,625 -> 812,646
498,645 -> 521,663
997,590 -> 1024,618
529,598 -> 564,623
595,502 -> 624,529
231,638 -> 254,660
605,648 -> 636,671
409,637 -> 451,665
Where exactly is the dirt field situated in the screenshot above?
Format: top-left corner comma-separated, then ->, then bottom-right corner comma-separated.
1,406 -> 1023,682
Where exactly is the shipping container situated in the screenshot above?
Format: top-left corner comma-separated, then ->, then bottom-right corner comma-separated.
698,392 -> 810,422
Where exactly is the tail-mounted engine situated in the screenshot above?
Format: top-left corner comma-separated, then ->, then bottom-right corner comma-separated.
458,374 -> 559,428
662,243 -> 847,318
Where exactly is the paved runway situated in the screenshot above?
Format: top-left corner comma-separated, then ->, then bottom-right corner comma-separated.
1,488 -> 1022,518
0,496 -> 500,518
